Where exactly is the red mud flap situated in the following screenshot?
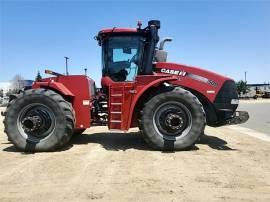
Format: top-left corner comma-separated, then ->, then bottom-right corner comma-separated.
226,111 -> 249,125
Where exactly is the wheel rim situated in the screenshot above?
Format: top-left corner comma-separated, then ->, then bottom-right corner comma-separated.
153,101 -> 192,140
17,103 -> 56,142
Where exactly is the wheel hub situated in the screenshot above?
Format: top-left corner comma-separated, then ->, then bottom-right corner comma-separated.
153,101 -> 192,140
165,113 -> 184,130
22,116 -> 42,132
17,104 -> 55,139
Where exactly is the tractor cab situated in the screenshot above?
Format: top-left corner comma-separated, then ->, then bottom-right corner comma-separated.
97,20 -> 166,84
101,34 -> 144,82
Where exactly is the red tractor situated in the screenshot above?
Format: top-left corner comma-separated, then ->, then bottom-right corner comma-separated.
3,20 -> 249,152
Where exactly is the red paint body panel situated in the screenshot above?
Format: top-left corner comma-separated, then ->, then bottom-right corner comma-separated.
102,61 -> 234,130
109,83 -> 134,130
127,75 -> 178,128
32,75 -> 94,129
155,62 -> 232,102
31,63 -> 234,131
101,76 -> 136,130
33,81 -> 74,97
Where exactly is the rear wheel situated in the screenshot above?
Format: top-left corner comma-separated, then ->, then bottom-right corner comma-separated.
141,87 -> 205,150
4,89 -> 74,152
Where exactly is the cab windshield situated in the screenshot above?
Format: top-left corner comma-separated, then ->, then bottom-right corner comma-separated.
102,36 -> 144,82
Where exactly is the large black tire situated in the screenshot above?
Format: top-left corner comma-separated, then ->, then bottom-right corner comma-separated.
141,87 -> 205,151
3,89 -> 75,152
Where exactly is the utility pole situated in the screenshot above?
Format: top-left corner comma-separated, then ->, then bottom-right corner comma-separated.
64,56 -> 69,75
84,68 -> 87,76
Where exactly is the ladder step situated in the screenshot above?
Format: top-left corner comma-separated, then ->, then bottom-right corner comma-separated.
110,120 -> 121,123
111,103 -> 122,105
111,94 -> 123,97
111,111 -> 121,114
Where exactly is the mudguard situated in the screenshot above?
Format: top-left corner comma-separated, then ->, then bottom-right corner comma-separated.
32,75 -> 94,129
155,62 -> 230,102
127,75 -> 177,129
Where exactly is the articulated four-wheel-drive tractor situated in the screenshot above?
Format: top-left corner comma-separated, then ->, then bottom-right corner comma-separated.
3,20 -> 249,152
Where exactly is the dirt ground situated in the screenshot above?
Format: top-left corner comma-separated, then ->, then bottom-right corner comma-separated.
0,107 -> 270,202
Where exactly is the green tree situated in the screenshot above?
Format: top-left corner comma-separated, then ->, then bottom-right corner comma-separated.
236,80 -> 249,96
35,71 -> 42,81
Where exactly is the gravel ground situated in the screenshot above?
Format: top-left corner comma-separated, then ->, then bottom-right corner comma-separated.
0,107 -> 270,202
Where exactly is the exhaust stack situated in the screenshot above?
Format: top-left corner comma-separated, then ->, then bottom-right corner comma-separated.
159,37 -> 173,50
155,37 -> 173,62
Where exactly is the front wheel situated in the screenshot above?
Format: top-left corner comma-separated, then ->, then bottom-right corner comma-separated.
4,89 -> 75,152
141,87 -> 205,151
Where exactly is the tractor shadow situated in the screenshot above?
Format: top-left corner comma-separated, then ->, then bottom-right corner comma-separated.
69,132 -> 150,151
2,132 -> 235,153
68,132 -> 235,152
197,134 -> 236,151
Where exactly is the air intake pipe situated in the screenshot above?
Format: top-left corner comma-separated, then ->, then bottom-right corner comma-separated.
142,20 -> 160,74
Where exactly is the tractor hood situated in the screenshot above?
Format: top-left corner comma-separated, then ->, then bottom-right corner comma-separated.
155,62 -> 231,85
155,62 -> 235,102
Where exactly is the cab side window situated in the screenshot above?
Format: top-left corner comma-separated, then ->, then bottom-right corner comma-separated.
112,48 -> 138,81
102,36 -> 144,82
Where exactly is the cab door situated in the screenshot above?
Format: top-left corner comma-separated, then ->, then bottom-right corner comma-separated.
101,36 -> 143,130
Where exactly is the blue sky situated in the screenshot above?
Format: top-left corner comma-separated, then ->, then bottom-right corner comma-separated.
0,0 -> 269,85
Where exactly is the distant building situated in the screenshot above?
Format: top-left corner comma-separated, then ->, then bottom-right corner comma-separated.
0,96 -> 9,105
242,83 -> 270,98
247,83 -> 270,93
0,82 -> 11,95
20,80 -> 34,88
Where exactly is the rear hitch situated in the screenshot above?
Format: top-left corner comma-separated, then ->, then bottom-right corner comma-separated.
226,111 -> 249,125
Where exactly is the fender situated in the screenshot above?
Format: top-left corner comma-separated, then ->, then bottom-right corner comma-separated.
32,81 -> 74,97
127,76 -> 177,129
155,62 -> 231,102
32,75 -> 94,129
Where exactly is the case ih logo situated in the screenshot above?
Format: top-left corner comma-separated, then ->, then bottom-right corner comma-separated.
161,68 -> 187,76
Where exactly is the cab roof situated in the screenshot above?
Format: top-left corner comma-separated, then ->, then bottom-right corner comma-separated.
97,28 -> 143,46
99,28 -> 138,34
